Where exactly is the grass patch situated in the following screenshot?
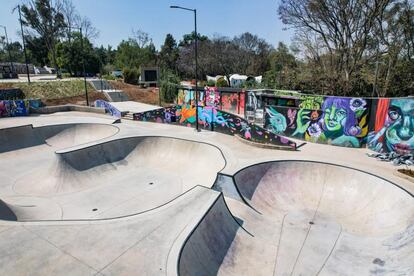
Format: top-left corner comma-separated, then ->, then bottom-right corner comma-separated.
0,80 -> 95,100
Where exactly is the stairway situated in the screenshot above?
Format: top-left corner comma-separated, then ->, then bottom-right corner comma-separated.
123,111 -> 135,120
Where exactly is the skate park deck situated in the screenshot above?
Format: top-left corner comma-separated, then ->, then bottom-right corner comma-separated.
0,111 -> 413,275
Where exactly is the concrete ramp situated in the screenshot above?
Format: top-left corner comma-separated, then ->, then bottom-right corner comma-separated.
180,161 -> 414,275
0,123 -> 119,153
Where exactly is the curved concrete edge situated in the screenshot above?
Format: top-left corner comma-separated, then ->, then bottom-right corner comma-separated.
0,185 -> 216,225
212,173 -> 261,214
0,199 -> 17,221
234,134 -> 296,151
31,104 -> 106,115
0,123 -> 120,153
166,192 -> 238,276
55,135 -> 228,176
167,191 -> 252,276
233,159 -> 414,199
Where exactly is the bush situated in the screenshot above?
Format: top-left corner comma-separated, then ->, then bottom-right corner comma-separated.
206,80 -> 216,87
123,68 -> 139,85
160,70 -> 180,103
61,72 -> 72,79
216,77 -> 228,87
103,64 -> 115,75
103,74 -> 116,80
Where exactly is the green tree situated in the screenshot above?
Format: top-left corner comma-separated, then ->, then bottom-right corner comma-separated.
26,36 -> 49,66
178,31 -> 208,47
0,41 -> 25,64
159,34 -> 179,72
264,42 -> 298,89
114,39 -> 157,70
56,32 -> 99,76
20,0 -> 67,76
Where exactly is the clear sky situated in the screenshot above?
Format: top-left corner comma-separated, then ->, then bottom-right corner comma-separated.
0,0 -> 293,49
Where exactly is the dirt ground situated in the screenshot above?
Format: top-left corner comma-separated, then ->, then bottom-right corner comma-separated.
109,81 -> 160,105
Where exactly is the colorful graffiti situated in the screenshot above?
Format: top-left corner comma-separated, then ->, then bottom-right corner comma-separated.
133,103 -> 296,149
265,97 -> 369,147
0,99 -> 40,117
205,87 -> 220,107
299,95 -> 324,110
94,100 -> 122,118
133,87 -> 296,149
221,92 -> 245,116
368,98 -> 414,155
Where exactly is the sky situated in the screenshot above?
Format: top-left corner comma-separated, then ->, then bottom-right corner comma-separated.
0,0 -> 294,50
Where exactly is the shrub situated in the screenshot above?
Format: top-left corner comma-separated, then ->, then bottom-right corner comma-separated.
123,68 -> 139,85
103,74 -> 116,80
160,70 -> 180,103
61,72 -> 72,79
216,77 -> 228,87
206,80 -> 216,87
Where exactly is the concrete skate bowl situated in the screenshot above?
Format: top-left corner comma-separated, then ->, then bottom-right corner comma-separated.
0,136 -> 225,221
0,123 -> 120,153
178,161 -> 414,276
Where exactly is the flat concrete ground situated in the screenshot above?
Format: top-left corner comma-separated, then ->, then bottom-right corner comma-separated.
0,111 -> 412,276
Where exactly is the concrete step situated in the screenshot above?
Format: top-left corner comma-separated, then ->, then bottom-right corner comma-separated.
122,112 -> 134,120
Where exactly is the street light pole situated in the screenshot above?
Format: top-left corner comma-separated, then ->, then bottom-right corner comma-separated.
170,5 -> 199,131
0,25 -> 15,75
18,5 -> 30,84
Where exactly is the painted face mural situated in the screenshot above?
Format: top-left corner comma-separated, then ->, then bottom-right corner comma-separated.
323,106 -> 346,131
368,98 -> 414,155
265,106 -> 287,134
266,97 -> 368,148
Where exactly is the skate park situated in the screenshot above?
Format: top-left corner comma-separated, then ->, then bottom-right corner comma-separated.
0,101 -> 413,275
1,0 -> 414,274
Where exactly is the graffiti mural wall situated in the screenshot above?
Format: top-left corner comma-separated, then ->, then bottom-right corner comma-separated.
133,86 -> 296,150
0,99 -> 41,117
265,97 -> 370,148
368,98 -> 414,154
221,92 -> 245,115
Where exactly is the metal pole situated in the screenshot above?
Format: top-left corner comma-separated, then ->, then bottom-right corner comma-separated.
194,9 -> 199,131
18,5 -> 30,83
80,27 -> 89,106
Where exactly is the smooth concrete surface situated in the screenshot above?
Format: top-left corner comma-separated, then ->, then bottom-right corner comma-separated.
183,161 -> 413,275
0,111 -> 413,276
110,101 -> 160,113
